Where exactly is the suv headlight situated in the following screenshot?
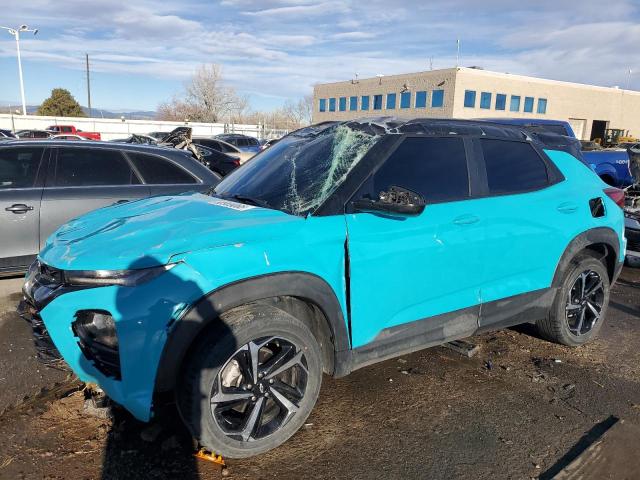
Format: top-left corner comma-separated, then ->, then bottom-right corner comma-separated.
65,263 -> 178,287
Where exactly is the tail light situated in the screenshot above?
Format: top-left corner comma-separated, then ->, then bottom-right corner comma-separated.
604,187 -> 625,209
232,157 -> 241,166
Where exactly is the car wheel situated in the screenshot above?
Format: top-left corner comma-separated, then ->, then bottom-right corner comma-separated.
537,253 -> 610,347
177,303 -> 322,458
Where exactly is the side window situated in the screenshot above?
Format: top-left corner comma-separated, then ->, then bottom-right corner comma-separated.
129,152 -> 197,185
0,147 -> 43,189
319,98 -> 326,112
481,139 -> 548,195
53,148 -> 138,187
61,126 -> 72,133
237,138 -> 249,147
368,137 -> 469,203
415,91 -> 427,108
361,96 -> 370,111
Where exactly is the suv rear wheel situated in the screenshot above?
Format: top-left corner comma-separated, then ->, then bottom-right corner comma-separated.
538,253 -> 610,346
177,303 -> 323,458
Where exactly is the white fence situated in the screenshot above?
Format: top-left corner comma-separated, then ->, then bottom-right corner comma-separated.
0,114 -> 265,141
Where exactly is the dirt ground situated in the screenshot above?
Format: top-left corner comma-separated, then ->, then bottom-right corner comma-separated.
1,269 -> 639,480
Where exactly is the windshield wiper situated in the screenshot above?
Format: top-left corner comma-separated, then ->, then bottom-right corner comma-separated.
217,193 -> 273,210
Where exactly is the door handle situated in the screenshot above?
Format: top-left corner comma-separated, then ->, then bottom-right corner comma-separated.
557,202 -> 578,214
115,199 -> 129,204
5,204 -> 34,214
453,214 -> 480,226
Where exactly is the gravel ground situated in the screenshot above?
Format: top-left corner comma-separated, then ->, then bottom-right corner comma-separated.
0,269 -> 639,480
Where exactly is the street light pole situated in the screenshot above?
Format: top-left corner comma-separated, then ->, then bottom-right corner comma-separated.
1,25 -> 38,116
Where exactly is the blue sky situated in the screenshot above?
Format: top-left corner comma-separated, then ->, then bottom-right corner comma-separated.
1,0 -> 639,112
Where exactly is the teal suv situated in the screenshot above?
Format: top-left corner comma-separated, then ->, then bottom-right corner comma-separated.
20,119 -> 625,457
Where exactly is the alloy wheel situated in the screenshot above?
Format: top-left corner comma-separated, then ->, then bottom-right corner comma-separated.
565,269 -> 605,336
210,336 -> 308,443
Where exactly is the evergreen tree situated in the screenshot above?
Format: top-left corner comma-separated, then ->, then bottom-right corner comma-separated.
37,88 -> 85,117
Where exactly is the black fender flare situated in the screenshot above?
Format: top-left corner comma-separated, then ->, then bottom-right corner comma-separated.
551,227 -> 621,288
154,271 -> 350,392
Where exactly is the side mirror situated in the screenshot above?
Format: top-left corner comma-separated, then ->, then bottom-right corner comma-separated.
352,185 -> 426,217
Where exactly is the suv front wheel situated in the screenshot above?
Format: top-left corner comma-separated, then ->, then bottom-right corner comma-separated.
538,252 -> 610,346
177,303 -> 323,458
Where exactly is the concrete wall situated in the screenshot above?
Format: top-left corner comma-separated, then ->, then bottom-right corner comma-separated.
0,114 -> 261,141
312,67 -> 640,141
313,68 -> 457,123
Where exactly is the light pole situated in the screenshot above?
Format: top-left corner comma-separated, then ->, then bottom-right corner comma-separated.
1,24 -> 38,115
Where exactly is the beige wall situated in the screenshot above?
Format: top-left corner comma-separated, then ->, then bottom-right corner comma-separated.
313,67 -> 640,140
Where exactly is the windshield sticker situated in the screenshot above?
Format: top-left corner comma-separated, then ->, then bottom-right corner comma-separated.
208,198 -> 256,211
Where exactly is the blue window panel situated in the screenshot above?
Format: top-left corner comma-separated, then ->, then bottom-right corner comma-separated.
361,96 -> 370,111
524,96 -> 534,113
510,95 -> 521,112
373,94 -> 383,110
432,89 -> 444,108
349,96 -> 358,111
400,91 -> 411,109
319,98 -> 326,112
386,93 -> 397,109
537,98 -> 547,114
463,90 -> 476,108
415,91 -> 427,108
495,94 -> 507,111
480,92 -> 492,109
339,97 -> 347,112
329,98 -> 336,112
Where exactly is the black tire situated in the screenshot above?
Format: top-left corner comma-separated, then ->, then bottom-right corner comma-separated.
177,303 -> 323,458
537,253 -> 610,346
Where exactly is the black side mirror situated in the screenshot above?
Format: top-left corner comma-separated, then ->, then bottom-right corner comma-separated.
352,185 -> 426,217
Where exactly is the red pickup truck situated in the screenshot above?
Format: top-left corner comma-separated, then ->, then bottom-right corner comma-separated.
47,125 -> 101,140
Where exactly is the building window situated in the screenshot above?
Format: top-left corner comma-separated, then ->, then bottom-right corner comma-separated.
464,90 -> 476,108
373,94 -> 383,110
495,93 -> 506,111
319,98 -> 326,112
537,98 -> 547,114
510,95 -> 521,112
386,93 -> 397,109
400,91 -> 411,109
432,89 -> 444,108
349,96 -> 358,111
480,92 -> 492,109
415,91 -> 427,108
361,96 -> 370,111
524,96 -> 534,113
339,97 -> 347,112
329,98 -> 336,112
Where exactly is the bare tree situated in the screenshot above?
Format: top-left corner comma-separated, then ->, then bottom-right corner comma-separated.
157,64 -> 247,122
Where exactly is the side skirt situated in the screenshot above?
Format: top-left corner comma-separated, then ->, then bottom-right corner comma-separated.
342,287 -> 555,374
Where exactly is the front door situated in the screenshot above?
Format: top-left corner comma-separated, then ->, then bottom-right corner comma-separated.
0,146 -> 47,270
345,136 -> 484,349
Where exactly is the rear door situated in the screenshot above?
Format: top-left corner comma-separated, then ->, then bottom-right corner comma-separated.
39,146 -> 150,246
0,146 -> 47,270
126,151 -> 205,196
345,136 -> 485,348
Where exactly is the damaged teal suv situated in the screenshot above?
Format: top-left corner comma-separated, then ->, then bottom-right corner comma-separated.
20,119 -> 625,457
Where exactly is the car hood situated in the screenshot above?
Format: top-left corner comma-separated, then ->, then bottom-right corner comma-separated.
39,193 -> 302,271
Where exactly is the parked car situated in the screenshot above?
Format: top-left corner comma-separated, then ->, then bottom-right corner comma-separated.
214,133 -> 261,154
109,134 -> 158,145
0,129 -> 17,141
196,144 -> 241,176
147,131 -> 170,141
1,141 -> 220,276
47,125 -> 101,140
20,118 -> 624,458
260,138 -> 280,150
192,137 -> 253,164
15,129 -> 52,139
480,118 -> 634,187
50,134 -> 88,141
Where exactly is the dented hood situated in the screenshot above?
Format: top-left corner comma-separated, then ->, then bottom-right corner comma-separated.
39,193 -> 302,271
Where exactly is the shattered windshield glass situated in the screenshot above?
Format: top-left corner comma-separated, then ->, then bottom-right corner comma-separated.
212,123 -> 382,216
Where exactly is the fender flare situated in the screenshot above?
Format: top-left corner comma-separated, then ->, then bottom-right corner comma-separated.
551,227 -> 621,288
154,271 -> 350,392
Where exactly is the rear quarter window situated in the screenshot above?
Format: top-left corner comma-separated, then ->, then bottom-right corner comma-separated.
481,139 -> 548,195
128,152 -> 198,184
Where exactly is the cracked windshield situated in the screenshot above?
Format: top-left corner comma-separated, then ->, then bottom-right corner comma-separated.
213,123 -> 381,215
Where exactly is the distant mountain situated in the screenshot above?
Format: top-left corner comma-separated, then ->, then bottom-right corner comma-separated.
0,102 -> 157,119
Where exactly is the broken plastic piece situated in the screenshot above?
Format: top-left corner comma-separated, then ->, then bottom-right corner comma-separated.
444,339 -> 480,358
194,448 -> 226,466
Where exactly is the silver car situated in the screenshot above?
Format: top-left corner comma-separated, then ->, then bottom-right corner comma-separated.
0,140 -> 220,276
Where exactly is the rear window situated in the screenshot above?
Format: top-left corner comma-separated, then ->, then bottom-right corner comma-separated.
53,148 -> 139,187
128,152 -> 197,184
0,147 -> 43,189
481,139 -> 548,194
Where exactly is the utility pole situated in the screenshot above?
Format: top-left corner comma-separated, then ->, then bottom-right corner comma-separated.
1,25 -> 38,115
456,39 -> 460,68
86,53 -> 92,117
